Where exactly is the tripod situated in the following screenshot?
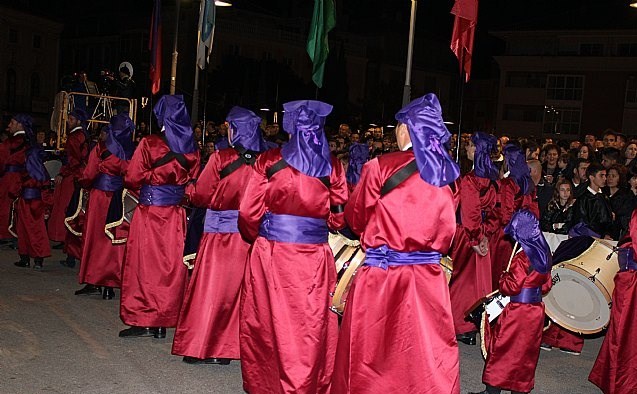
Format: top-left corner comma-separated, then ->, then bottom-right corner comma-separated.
92,94 -> 114,122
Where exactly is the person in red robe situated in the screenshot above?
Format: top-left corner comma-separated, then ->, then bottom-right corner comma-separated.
10,114 -> 50,270
449,132 -> 500,345
172,106 -> 268,364
470,209 -> 553,394
332,94 -> 461,394
238,100 -> 347,394
74,114 -> 134,299
0,114 -> 29,244
49,109 -> 89,268
118,95 -> 199,339
588,209 -> 637,393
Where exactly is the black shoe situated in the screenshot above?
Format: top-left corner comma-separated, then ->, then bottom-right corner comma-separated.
102,287 -> 115,300
153,327 -> 166,339
456,332 -> 477,346
60,258 -> 76,268
52,242 -> 64,250
119,326 -> 156,338
33,261 -> 43,270
74,284 -> 102,296
182,356 -> 231,365
14,255 -> 30,268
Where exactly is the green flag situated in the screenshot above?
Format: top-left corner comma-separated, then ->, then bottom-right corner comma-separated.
306,0 -> 336,89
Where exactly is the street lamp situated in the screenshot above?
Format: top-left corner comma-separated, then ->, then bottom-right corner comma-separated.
630,1 -> 637,8
402,0 -> 418,106
170,0 -> 232,95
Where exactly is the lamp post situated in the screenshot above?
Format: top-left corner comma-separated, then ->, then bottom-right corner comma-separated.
191,0 -> 232,123
402,0 -> 418,106
169,0 -> 232,97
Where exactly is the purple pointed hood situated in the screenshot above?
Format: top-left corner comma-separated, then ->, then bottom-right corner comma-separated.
153,95 -> 197,154
504,209 -> 552,274
226,106 -> 267,152
471,132 -> 499,180
12,113 -> 34,141
106,113 -> 135,160
504,144 -> 533,195
346,142 -> 369,185
281,100 -> 333,177
395,93 -> 460,187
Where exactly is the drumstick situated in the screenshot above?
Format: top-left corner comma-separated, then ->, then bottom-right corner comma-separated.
505,241 -> 519,272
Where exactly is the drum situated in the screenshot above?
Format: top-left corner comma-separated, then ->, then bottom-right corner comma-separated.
543,237 -> 619,334
441,256 -> 453,284
123,192 -> 138,223
330,246 -> 365,316
328,232 -> 361,273
542,231 -> 569,254
44,160 -> 62,181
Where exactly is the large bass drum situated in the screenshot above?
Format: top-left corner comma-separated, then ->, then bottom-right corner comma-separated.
543,236 -> 619,334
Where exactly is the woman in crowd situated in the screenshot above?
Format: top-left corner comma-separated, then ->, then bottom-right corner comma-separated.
541,144 -> 560,185
577,143 -> 595,161
540,179 -> 575,235
604,164 -> 636,240
624,142 -> 637,170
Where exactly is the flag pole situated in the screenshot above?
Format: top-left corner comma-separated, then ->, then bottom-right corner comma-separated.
191,0 -> 204,125
402,0 -> 417,106
455,50 -> 465,163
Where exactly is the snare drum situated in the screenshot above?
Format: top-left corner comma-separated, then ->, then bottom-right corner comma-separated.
329,232 -> 361,273
543,237 -> 619,334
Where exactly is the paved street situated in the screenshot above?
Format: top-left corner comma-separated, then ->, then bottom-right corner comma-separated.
1,247 -> 603,393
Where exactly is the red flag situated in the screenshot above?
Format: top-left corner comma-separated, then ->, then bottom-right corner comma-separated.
149,0 -> 162,95
450,0 -> 478,82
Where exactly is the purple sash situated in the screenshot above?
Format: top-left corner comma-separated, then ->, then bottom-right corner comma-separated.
618,248 -> 637,272
510,287 -> 542,303
93,173 -> 124,192
258,212 -> 328,244
139,184 -> 185,206
364,245 -> 441,270
22,187 -> 41,200
6,165 -> 25,173
204,209 -> 239,234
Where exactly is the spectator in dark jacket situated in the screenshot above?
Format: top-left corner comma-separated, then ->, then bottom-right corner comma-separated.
541,179 -> 576,235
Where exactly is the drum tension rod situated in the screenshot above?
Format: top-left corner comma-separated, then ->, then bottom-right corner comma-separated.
588,268 -> 601,283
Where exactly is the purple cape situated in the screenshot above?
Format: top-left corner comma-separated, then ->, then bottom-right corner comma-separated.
226,106 -> 267,152
504,209 -> 552,274
106,113 -> 135,160
26,147 -> 48,182
153,95 -> 197,154
471,132 -> 499,181
346,143 -> 369,185
504,144 -> 533,195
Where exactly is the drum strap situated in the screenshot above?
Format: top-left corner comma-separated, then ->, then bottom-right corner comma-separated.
100,150 -> 112,160
380,160 -> 417,197
219,146 -> 259,180
266,158 -> 330,189
152,135 -> 188,170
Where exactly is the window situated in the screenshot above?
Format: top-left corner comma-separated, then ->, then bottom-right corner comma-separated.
579,43 -> 603,56
626,77 -> 637,105
543,107 -> 581,135
505,72 -> 547,88
503,105 -> 544,122
617,43 -> 637,57
6,68 -> 16,110
33,34 -> 41,49
546,75 -> 584,101
8,29 -> 17,43
31,73 -> 40,98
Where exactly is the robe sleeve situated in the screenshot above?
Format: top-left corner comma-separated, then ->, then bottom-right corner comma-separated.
327,156 -> 348,231
60,132 -> 87,178
238,154 -> 269,243
460,175 -> 484,246
345,159 -> 382,236
124,138 -> 152,190
188,152 -> 221,208
79,146 -> 100,189
499,253 -> 527,297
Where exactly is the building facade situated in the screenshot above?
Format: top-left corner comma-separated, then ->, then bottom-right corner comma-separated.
493,29 -> 637,139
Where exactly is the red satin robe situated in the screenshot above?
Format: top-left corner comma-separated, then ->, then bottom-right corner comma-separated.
588,210 -> 637,394
48,128 -> 88,250
492,178 -> 541,290
0,133 -> 27,239
13,177 -> 50,258
482,252 -> 552,393
172,148 -> 253,360
120,135 -> 199,328
541,324 -> 584,353
238,148 -> 347,394
449,171 -> 498,334
78,143 -> 129,288
332,150 -> 460,394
